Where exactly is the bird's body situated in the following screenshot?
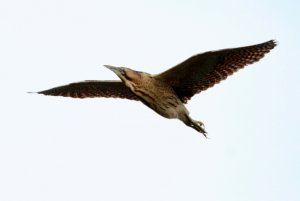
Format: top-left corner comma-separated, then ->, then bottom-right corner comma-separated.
121,71 -> 184,119
35,40 -> 277,137
118,71 -> 204,133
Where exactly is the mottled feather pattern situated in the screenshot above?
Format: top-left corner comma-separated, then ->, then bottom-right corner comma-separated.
157,40 -> 276,103
34,40 -> 276,136
187,40 -> 276,100
37,40 -> 276,106
38,80 -> 139,100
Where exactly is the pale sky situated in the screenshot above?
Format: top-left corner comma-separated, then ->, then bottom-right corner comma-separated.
0,0 -> 299,201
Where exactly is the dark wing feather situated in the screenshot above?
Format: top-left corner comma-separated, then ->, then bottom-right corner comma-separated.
156,40 -> 276,103
37,80 -> 139,101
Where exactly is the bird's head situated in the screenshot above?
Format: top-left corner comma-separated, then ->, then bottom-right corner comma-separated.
104,65 -> 148,88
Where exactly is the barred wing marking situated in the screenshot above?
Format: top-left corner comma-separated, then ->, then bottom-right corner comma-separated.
37,80 -> 139,100
156,40 -> 276,103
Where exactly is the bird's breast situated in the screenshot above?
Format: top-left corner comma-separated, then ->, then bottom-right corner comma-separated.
130,79 -> 188,119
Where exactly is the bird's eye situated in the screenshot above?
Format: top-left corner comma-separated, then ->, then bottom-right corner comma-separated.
119,68 -> 125,75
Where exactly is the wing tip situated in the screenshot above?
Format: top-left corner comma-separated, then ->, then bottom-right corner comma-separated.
29,89 -> 56,96
267,39 -> 278,48
28,91 -> 43,95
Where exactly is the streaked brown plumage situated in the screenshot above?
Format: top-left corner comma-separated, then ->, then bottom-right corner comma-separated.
36,40 -> 277,137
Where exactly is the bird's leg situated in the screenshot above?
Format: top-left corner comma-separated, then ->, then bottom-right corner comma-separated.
182,115 -> 208,138
190,119 -> 208,138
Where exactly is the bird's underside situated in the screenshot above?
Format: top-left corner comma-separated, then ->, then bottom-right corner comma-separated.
35,40 -> 277,137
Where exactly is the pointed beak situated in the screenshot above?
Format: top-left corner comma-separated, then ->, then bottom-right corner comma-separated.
104,65 -> 119,71
104,65 -> 122,76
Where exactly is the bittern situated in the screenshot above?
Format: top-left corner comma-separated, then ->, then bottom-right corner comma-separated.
35,40 -> 276,137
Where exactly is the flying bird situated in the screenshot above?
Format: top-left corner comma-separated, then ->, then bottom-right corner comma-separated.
35,40 -> 276,137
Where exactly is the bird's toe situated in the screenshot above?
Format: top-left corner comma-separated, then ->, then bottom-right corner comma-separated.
196,120 -> 205,130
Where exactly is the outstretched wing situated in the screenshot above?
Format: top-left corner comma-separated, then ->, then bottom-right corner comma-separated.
156,40 -> 277,103
37,80 -> 139,100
